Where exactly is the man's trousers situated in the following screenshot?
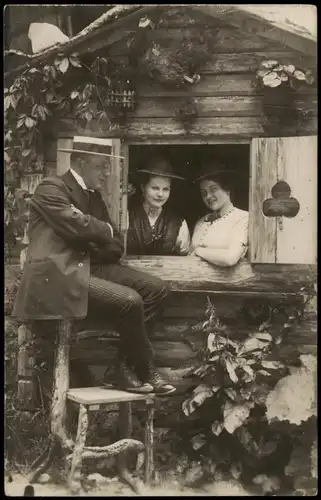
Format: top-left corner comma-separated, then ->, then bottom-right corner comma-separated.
88,262 -> 170,379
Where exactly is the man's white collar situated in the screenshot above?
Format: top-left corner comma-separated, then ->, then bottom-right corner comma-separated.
70,168 -> 94,192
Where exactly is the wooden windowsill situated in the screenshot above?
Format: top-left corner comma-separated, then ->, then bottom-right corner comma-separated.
123,256 -> 316,297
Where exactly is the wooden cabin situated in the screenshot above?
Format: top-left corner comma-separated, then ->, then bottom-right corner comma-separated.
5,5 -> 317,416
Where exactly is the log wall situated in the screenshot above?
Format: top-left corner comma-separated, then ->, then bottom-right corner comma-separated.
5,263 -> 317,424
58,11 -> 317,142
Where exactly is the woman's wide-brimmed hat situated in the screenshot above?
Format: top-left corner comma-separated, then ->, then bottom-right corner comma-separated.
194,162 -> 235,182
58,136 -> 124,159
136,157 -> 185,180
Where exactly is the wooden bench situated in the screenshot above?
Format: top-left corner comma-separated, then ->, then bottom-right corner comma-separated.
26,320 -> 156,495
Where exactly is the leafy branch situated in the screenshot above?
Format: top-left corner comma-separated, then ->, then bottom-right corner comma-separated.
183,292 -> 314,439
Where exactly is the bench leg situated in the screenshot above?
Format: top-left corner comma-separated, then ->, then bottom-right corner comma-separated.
144,401 -> 155,485
67,404 -> 88,494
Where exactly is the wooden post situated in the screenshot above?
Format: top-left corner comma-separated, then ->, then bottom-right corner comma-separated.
144,400 -> 155,485
17,324 -> 36,411
28,319 -> 74,484
67,404 -> 88,494
117,402 -> 144,494
51,320 -> 74,449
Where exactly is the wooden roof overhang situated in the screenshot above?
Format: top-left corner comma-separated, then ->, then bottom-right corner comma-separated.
5,4 -> 317,79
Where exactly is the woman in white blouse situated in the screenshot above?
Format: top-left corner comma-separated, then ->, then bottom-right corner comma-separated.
127,157 -> 190,255
189,163 -> 249,267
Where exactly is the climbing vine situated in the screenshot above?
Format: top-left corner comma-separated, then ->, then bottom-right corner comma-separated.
4,51 -> 137,257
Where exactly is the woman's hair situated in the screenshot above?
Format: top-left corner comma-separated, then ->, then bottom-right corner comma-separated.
200,172 -> 233,195
139,173 -> 153,188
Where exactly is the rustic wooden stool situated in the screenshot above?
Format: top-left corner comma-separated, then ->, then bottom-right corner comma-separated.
27,320 -> 156,495
66,387 -> 155,494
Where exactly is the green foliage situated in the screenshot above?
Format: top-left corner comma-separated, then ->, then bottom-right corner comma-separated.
4,52 -> 131,257
181,290 -> 316,493
182,298 -> 292,433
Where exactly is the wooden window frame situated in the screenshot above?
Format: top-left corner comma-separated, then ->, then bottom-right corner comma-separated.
122,138 -> 281,296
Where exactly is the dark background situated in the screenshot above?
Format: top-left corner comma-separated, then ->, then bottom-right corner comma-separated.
129,145 -> 250,231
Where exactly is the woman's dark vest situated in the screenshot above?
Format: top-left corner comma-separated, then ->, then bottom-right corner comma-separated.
127,204 -> 184,255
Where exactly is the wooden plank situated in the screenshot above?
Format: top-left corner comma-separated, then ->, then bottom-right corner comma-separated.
67,387 -> 155,405
108,27 -> 291,57
133,95 -> 317,119
275,136 -> 317,264
56,137 -> 73,176
201,52 -> 316,74
137,73 -> 317,97
124,116 -> 317,139
118,47 -> 315,74
120,143 -> 129,239
123,256 -> 316,294
188,5 -> 317,56
249,138 -> 278,263
102,139 -> 122,229
60,115 -> 318,140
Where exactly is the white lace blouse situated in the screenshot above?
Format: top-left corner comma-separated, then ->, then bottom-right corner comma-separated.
189,207 -> 249,259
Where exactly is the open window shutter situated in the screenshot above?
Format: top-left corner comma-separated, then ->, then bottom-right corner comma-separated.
57,137 -> 73,175
249,136 -> 317,264
103,138 -> 127,233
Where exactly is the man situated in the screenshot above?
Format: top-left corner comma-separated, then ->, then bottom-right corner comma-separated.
13,136 -> 175,395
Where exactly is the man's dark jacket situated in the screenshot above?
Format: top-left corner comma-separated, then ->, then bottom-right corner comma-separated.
13,170 -> 124,320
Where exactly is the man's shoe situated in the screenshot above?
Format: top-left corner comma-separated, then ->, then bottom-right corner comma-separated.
118,361 -> 153,394
146,363 -> 176,395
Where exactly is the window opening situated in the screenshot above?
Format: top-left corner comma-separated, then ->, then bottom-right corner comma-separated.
127,144 -> 250,256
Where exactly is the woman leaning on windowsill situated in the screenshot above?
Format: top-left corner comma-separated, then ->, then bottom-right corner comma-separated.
126,157 -> 190,256
189,162 -> 249,267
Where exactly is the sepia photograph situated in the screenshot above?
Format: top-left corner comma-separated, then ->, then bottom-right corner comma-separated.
4,4 -> 317,496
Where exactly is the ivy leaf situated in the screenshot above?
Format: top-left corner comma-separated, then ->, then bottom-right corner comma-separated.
191,433 -> 207,451
69,55 -> 82,68
45,92 -> 54,103
4,130 -> 13,143
37,105 -> 47,121
243,364 -> 255,378
25,117 -> 36,129
211,421 -> 224,436
225,388 -> 238,401
261,360 -> 284,370
224,358 -> 238,383
207,332 -> 215,351
182,384 -> 213,416
58,57 -> 69,73
49,66 -> 57,79
85,112 -> 93,122
28,67 -> 39,74
4,151 -> 10,164
70,91 -> 79,100
257,369 -> 271,377
4,95 -> 12,111
31,104 -> 38,117
258,320 -> 271,332
223,401 -> 253,434
239,335 -> 268,355
255,332 -> 273,342
17,117 -> 26,129
22,149 -> 31,157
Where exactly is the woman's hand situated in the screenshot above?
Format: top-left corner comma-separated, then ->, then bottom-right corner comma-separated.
194,244 -> 206,256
